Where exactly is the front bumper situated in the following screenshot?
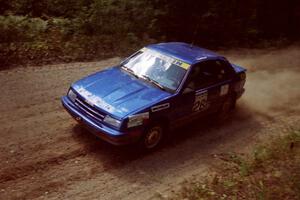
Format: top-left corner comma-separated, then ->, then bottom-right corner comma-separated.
61,96 -> 142,145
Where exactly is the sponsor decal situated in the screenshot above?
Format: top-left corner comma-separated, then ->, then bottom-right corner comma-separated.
76,86 -> 115,112
141,48 -> 190,70
196,56 -> 207,61
128,112 -> 149,128
193,91 -> 209,112
173,60 -> 190,69
220,84 -> 229,96
151,103 -> 170,112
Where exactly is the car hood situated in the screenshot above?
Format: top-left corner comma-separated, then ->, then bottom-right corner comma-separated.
72,67 -> 171,119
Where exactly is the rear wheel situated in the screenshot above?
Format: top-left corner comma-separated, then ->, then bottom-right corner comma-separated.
218,95 -> 236,121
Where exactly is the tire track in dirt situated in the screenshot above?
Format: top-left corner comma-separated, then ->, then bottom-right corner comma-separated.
0,148 -> 88,183
39,112 -> 300,200
2,108 -> 299,200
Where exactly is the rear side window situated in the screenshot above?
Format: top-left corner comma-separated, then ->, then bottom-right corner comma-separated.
213,60 -> 235,80
187,59 -> 234,89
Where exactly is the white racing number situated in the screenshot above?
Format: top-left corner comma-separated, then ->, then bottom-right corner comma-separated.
193,91 -> 209,112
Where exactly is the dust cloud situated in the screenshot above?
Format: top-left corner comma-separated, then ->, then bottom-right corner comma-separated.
224,46 -> 300,115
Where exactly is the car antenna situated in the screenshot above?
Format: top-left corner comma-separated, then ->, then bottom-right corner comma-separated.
190,23 -> 200,48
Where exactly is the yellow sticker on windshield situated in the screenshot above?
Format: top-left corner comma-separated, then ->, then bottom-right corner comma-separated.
174,60 -> 190,70
180,62 -> 190,69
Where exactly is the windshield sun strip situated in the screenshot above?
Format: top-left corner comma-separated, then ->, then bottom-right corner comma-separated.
122,48 -> 190,92
143,48 -> 191,70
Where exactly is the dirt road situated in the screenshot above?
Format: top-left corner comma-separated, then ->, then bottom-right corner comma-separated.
1,47 -> 300,200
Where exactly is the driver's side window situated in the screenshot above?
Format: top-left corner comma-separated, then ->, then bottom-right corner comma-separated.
187,60 -> 230,90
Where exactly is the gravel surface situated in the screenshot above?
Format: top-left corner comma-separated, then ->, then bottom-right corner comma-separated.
0,47 -> 300,200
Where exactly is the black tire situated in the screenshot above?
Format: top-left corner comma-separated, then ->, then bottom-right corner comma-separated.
139,123 -> 164,151
217,95 -> 236,121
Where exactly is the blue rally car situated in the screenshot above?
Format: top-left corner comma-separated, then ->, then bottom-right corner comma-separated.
61,42 -> 246,150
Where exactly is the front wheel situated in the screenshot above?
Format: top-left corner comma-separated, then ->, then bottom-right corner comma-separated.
139,124 -> 164,151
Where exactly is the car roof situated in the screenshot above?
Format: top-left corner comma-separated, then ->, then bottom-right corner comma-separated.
147,42 -> 222,65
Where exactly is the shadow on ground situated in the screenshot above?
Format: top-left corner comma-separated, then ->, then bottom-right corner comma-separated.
70,103 -> 263,172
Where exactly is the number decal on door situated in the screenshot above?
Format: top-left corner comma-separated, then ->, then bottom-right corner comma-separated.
193,91 -> 209,112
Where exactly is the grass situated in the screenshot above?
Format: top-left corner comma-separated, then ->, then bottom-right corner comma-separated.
171,130 -> 300,200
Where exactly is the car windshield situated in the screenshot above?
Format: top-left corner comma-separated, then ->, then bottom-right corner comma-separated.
122,48 -> 189,92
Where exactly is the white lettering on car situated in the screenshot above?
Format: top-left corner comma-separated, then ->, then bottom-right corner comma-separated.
151,103 -> 170,112
76,86 -> 115,112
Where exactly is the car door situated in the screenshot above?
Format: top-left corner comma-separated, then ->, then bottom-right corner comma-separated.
172,59 -> 234,125
170,62 -> 212,126
185,61 -> 220,116
192,59 -> 235,114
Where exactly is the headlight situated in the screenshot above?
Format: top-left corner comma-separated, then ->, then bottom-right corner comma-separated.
68,89 -> 77,102
103,115 -> 122,128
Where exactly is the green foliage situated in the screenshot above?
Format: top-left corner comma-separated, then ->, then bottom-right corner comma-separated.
253,146 -> 269,165
173,130 -> 300,200
0,0 -> 299,68
228,153 -> 251,176
0,15 -> 47,43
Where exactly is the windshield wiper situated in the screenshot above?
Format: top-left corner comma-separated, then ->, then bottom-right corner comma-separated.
121,65 -> 139,78
141,75 -> 166,91
121,65 -> 165,91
